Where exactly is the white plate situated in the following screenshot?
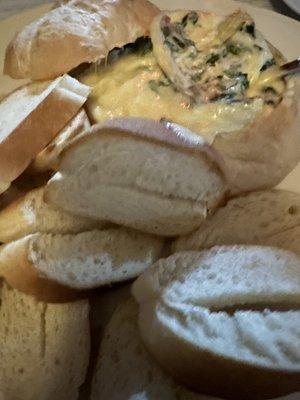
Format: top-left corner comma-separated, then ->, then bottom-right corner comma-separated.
283,0 -> 300,15
0,3 -> 300,398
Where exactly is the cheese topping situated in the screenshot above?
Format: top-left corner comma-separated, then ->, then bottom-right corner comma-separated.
79,10 -> 285,141
81,52 -> 262,143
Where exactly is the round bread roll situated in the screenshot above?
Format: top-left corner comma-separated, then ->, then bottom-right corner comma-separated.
174,190 -> 300,255
132,246 -> 300,399
45,118 -> 227,236
4,0 -> 159,80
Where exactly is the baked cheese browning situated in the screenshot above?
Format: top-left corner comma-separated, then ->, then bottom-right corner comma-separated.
154,10 -> 286,106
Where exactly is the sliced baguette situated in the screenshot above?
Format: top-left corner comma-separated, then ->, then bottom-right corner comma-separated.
0,282 -> 90,400
32,109 -> 91,172
133,246 -> 300,399
0,228 -> 163,301
0,187 -> 103,243
45,118 -> 227,236
0,75 -> 90,193
174,190 -> 300,254
4,0 -> 159,80
91,298 -> 216,400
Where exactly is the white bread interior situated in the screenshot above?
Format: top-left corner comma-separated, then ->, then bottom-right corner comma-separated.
0,228 -> 164,301
132,246 -> 300,399
45,118 -> 227,236
4,0 -> 159,80
32,109 -> 91,173
0,282 -> 90,400
0,187 -> 103,243
174,190 -> 300,255
91,298 -> 217,400
0,75 -> 90,193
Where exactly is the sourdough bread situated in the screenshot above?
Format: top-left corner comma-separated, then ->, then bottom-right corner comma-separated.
132,246 -> 300,399
0,228 -> 163,301
0,75 -> 90,193
0,282 -> 90,400
4,0 -> 159,80
45,118 -> 227,236
174,190 -> 300,255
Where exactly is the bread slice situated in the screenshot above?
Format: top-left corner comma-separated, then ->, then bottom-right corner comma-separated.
4,0 -> 159,80
91,299 -> 212,400
32,109 -> 91,172
45,118 -> 227,236
174,190 -> 300,254
0,187 -> 104,243
0,228 -> 163,301
0,75 -> 90,193
0,281 -> 90,400
132,246 -> 300,399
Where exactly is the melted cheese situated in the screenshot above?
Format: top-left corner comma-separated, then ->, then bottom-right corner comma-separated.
80,53 -> 263,143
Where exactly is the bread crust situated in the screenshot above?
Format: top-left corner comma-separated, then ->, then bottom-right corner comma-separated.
0,236 -> 79,302
133,246 -> 300,399
213,79 -> 299,194
0,75 -> 90,188
45,118 -> 227,236
4,0 -> 159,80
32,109 -> 91,172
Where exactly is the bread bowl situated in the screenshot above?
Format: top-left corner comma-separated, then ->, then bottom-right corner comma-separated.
78,9 -> 299,194
132,246 -> 300,399
3,1 -> 299,195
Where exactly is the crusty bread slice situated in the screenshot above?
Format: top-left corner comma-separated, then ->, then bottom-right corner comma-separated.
0,187 -> 103,243
174,190 -> 300,254
45,118 -> 227,236
32,109 -> 91,173
0,228 -> 163,301
132,246 -> 300,399
0,282 -> 90,400
91,298 -> 216,400
4,0 -> 159,80
0,75 -> 90,194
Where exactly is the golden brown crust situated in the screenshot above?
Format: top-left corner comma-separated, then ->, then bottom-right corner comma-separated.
149,334 -> 300,400
4,0 -> 159,80
0,236 -> 80,303
213,79 -> 299,194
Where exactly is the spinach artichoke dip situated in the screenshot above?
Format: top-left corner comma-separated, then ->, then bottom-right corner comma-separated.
80,10 -> 285,143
